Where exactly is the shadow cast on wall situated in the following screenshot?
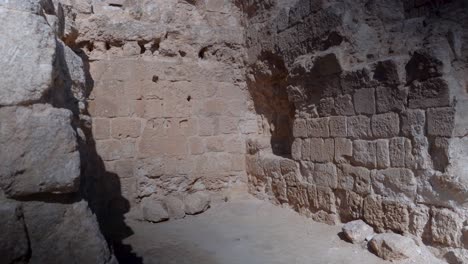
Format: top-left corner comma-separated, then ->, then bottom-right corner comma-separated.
77,51 -> 143,264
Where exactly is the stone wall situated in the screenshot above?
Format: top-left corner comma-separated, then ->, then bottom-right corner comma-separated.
70,0 -> 254,217
242,0 -> 468,258
0,1 -> 115,263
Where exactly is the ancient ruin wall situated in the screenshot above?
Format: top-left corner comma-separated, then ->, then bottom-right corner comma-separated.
242,0 -> 468,256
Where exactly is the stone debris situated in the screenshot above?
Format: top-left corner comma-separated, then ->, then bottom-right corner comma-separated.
141,197 -> 170,223
163,196 -> 186,219
369,233 -> 420,261
184,192 -> 211,215
342,220 -> 374,244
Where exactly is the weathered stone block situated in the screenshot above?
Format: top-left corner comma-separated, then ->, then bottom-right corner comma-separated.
92,118 -> 110,140
286,184 -> 309,210
141,197 -> 169,223
335,94 -> 355,116
408,78 -> 450,109
163,196 -> 186,220
376,86 -> 408,113
135,158 -> 164,179
329,116 -> 346,137
0,200 -> 29,264
318,97 -> 335,116
198,117 -> 217,136
347,115 -> 371,139
310,138 -> 334,163
409,205 -> 429,237
352,140 -> 376,168
206,136 -> 225,152
369,233 -> 419,261
307,117 -> 329,137
342,220 -> 374,243
293,119 -> 308,138
111,117 -> 141,139
401,109 -> 425,137
371,112 -> 399,138
189,137 -> 205,155
382,201 -> 409,233
375,139 -> 390,169
389,137 -> 412,168
354,88 -> 375,115
316,186 -> 336,213
427,107 -> 455,137
363,195 -> 385,232
372,168 -> 417,201
313,163 -> 337,189
334,138 -> 352,163
23,201 -> 112,264
340,164 -> 371,195
0,105 -> 80,197
301,139 -> 311,161
98,139 -> 135,161
184,192 -> 211,215
292,138 -> 302,160
431,208 -> 463,247
335,190 -> 363,222
246,155 -> 264,177
0,8 -> 56,105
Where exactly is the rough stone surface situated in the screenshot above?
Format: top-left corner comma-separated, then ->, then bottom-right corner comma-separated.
369,233 -> 420,261
0,6 -> 56,105
0,200 -> 29,264
141,197 -> 170,223
184,192 -> 211,215
163,196 -> 186,220
342,220 -> 374,244
0,105 -> 80,197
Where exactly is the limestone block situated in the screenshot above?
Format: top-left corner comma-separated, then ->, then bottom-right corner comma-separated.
335,190 -> 363,222
313,163 -> 338,189
405,50 -> 444,83
334,138 -> 352,163
262,156 -> 282,179
141,197 -> 169,223
111,118 -> 141,139
135,158 -> 164,179
389,137 -> 412,168
427,107 -> 455,137
301,139 -> 311,161
376,86 -> 408,113
291,138 -> 302,160
347,115 -> 371,139
246,155 -> 264,177
431,208 -> 463,247
342,220 -> 374,243
286,184 -> 309,210
352,140 -> 376,168
89,97 -> 135,118
23,201 -> 113,264
382,201 -> 409,233
409,205 -> 429,237
371,112 -> 399,138
316,186 -> 336,214
93,118 -> 111,140
198,117 -> 217,136
0,105 -> 80,197
0,0 -> 43,14
363,195 -> 385,232
218,117 -> 239,134
97,139 -> 135,161
335,94 -> 355,116
372,168 -> 417,202
318,97 -> 335,116
299,161 -> 314,184
189,137 -> 205,155
184,192 -> 211,215
369,233 -> 419,261
375,139 -> 390,169
206,136 -> 225,152
143,100 -> 164,118
163,196 -> 185,220
112,159 -> 135,178
310,138 -> 334,163
401,109 -> 425,137
354,88 -> 375,115
329,116 -> 347,137
408,78 -> 450,109
0,7 -> 56,105
272,178 -> 288,202
307,117 -> 329,137
293,119 -> 308,138
0,200 -> 29,264
341,164 -> 371,195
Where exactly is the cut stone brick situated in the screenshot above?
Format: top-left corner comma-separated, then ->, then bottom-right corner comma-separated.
334,138 -> 352,163
335,94 -> 355,116
408,78 -> 450,109
347,116 -> 371,139
371,112 -> 399,138
376,86 -> 408,113
307,117 -> 329,137
427,107 -> 455,137
354,88 -> 375,115
352,140 -> 376,168
329,116 -> 347,137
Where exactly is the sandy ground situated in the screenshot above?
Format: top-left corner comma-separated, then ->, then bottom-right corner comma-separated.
121,195 -> 444,264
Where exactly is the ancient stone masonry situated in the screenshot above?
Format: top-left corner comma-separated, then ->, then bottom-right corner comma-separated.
241,0 -> 468,261
0,1 -> 115,263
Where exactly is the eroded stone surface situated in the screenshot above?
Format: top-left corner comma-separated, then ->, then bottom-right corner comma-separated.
369,233 -> 420,261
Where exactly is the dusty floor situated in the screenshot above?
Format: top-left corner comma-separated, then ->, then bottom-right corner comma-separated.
121,195 -> 444,264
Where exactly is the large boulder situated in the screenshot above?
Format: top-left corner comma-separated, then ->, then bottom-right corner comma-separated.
0,7 -> 56,105
141,197 -> 169,223
369,233 -> 420,261
0,200 -> 29,264
342,220 -> 374,243
163,195 -> 186,219
0,105 -> 80,197
23,200 -> 115,264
